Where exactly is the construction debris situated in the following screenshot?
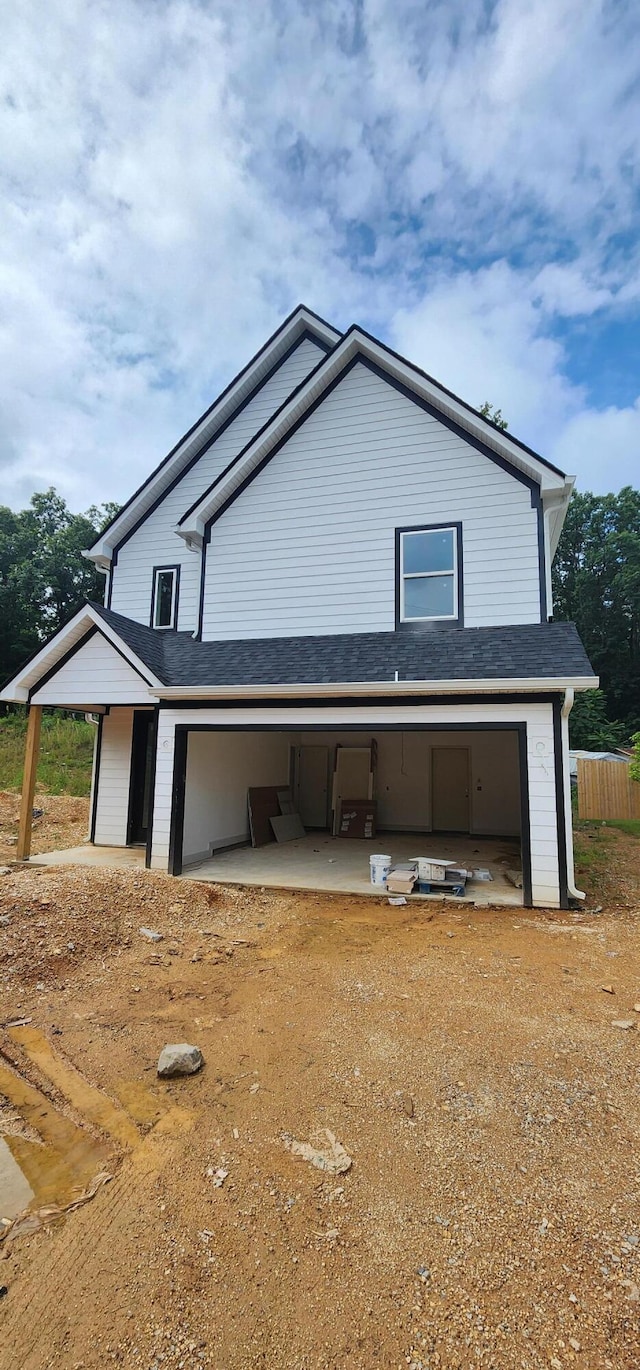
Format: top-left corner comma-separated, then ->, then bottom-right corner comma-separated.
207,1167 -> 229,1188
283,1128 -> 352,1175
0,1172 -> 112,1256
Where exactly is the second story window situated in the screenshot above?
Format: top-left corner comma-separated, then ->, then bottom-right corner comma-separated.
151,566 -> 179,630
399,526 -> 460,623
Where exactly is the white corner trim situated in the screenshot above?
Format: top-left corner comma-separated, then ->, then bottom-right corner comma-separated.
561,687 -> 586,903
149,675 -> 599,701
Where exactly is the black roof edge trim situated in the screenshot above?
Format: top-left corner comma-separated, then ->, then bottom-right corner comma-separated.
177,326 -> 344,527
0,601 -> 98,696
187,333 -> 566,540
345,322 -> 567,478
202,350 -> 542,538
112,330 -> 332,559
90,304 -> 341,552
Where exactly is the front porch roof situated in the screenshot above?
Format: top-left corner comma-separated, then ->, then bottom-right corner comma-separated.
0,601 -> 598,706
87,603 -> 597,693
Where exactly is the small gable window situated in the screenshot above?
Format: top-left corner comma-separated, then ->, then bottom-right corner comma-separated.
398,526 -> 460,623
151,566 -> 179,630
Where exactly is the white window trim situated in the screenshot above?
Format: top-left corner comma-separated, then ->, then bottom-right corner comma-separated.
151,566 -> 179,631
400,527 -> 458,623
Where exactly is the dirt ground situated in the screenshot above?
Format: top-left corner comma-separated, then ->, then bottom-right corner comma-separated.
0,790 -> 90,862
1,798 -> 639,1370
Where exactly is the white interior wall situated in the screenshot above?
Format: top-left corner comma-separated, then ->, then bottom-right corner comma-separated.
182,730 -> 291,862
296,729 -> 520,835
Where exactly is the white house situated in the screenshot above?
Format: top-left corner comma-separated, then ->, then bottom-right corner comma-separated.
1,305 -> 597,907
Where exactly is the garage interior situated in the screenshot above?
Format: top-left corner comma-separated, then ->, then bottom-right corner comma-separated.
179,728 -> 524,905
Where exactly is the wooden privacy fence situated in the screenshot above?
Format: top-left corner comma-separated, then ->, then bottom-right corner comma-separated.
577,758 -> 640,821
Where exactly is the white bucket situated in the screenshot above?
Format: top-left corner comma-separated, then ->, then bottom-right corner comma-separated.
370,854 -> 392,886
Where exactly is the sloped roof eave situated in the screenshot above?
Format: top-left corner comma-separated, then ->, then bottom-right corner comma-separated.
0,604 -> 165,703
178,329 -> 572,538
85,305 -> 341,563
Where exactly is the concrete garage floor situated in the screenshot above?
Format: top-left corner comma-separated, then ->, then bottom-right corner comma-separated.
184,832 -> 523,906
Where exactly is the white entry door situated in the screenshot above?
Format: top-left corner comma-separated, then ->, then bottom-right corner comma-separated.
295,746 -> 329,827
431,747 -> 470,832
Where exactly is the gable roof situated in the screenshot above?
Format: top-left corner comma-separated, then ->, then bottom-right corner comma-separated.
85,305 -> 340,567
175,326 -> 574,550
0,603 -> 164,703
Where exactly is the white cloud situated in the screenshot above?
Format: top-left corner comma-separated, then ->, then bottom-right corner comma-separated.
549,400 -> 640,491
0,0 -> 639,509
390,260 -> 640,492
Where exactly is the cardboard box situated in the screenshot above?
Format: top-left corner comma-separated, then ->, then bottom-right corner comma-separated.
386,870 -> 417,895
410,856 -> 458,882
338,799 -> 377,838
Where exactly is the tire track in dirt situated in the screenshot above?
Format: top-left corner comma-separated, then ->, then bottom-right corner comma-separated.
0,1108 -> 193,1370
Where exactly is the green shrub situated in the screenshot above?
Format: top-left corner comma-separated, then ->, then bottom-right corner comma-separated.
0,711 -> 95,796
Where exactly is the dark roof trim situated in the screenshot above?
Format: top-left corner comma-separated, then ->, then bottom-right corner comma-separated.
27,626 -> 99,702
158,692 -> 563,709
111,328 -> 333,559
348,322 -> 567,478
0,619 -> 74,698
202,352 -> 541,544
26,623 -> 156,703
177,329 -> 341,528
92,304 -> 338,553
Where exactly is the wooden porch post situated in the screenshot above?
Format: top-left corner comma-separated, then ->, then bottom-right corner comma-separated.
16,705 -> 42,861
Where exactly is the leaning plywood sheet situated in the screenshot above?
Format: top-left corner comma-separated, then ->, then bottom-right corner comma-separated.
270,813 -> 306,842
248,786 -> 285,847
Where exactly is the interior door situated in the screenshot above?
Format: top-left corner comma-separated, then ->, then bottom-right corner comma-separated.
431,747 -> 470,832
127,711 -> 155,845
295,746 -> 329,827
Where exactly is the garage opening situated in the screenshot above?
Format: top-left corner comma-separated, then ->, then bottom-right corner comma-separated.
172,724 -> 527,905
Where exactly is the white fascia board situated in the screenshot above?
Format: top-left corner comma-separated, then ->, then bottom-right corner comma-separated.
179,330 -> 570,540
0,605 -> 164,702
86,306 -> 341,565
545,478 -> 576,559
150,675 -> 599,701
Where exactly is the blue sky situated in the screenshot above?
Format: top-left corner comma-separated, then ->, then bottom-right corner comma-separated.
1,0 -> 639,510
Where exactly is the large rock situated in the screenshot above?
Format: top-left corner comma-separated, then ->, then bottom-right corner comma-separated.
157,1043 -> 204,1078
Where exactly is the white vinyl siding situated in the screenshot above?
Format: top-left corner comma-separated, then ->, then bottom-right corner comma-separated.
109,337 -> 325,632
30,633 -> 152,706
201,361 -> 541,639
94,707 -> 135,845
149,701 -> 560,907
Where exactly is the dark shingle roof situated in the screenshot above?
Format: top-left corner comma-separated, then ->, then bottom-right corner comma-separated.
91,603 -> 595,689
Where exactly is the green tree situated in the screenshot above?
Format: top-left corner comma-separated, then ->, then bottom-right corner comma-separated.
552,487 -> 640,742
0,489 -> 119,686
567,689 -> 627,751
478,401 -> 508,430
